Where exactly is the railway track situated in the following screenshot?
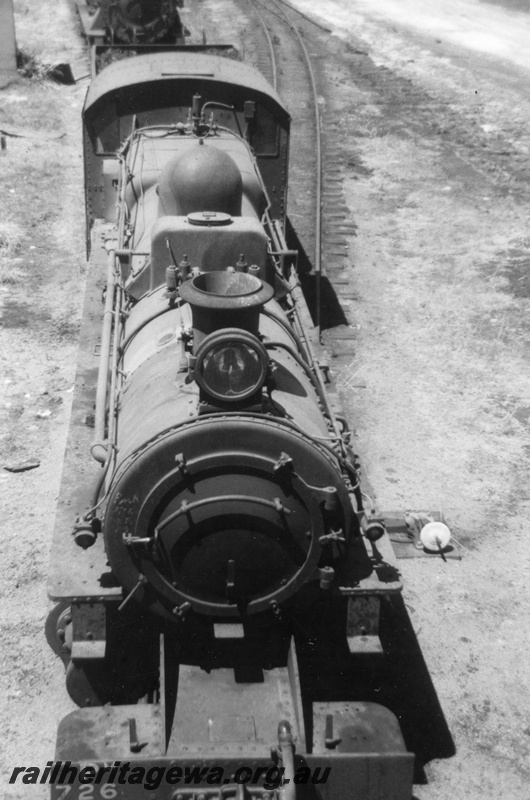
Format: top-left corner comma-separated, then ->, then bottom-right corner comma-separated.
241,0 -> 357,352
245,0 -> 322,331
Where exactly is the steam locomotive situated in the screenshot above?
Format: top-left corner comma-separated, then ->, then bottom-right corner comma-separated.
76,0 -> 186,45
74,0 -> 191,73
47,51 -> 414,799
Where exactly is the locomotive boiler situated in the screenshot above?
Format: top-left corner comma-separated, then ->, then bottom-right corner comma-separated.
47,52 -> 414,799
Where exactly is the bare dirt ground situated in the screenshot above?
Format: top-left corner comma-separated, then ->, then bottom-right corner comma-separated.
1,1 -> 529,799
287,1 -> 530,798
0,3 -> 88,797
0,2 -> 216,796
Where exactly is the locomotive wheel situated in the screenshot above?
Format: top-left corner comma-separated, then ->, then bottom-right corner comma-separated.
45,601 -> 72,667
66,660 -> 112,707
65,653 -> 158,708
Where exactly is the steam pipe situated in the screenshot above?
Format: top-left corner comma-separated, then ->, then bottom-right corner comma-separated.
105,278 -> 123,479
264,340 -> 326,406
261,306 -> 311,364
265,217 -> 346,452
92,244 -> 117,463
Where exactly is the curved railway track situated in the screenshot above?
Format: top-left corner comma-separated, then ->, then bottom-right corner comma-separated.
241,0 -> 356,346
245,0 -> 323,332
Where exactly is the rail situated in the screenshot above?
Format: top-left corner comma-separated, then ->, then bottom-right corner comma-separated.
246,0 -> 323,337
245,0 -> 278,91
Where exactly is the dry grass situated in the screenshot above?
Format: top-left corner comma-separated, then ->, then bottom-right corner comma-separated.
0,221 -> 24,284
0,79 -> 62,130
0,141 -> 65,286
16,49 -> 58,81
0,74 -> 69,287
0,221 -> 22,257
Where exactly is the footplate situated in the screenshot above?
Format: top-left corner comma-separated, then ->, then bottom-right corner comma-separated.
50,700 -> 413,800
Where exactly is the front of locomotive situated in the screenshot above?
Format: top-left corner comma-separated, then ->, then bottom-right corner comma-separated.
105,306 -> 356,627
104,158 -> 357,632
86,56 -> 361,637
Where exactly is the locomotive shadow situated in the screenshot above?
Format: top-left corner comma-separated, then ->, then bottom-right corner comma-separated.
285,218 -> 455,782
294,593 -> 455,786
374,594 -> 456,782
285,218 -> 349,330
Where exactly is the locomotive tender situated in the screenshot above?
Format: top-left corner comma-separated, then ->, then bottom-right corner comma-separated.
47,51 -> 414,799
74,0 -> 193,75
75,0 -> 186,46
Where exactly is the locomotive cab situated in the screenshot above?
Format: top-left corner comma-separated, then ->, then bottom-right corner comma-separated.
82,52 -> 290,240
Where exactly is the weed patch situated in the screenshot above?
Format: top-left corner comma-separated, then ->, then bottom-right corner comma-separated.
16,48 -> 57,81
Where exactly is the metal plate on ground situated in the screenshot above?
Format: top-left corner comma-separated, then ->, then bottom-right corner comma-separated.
384,511 -> 462,560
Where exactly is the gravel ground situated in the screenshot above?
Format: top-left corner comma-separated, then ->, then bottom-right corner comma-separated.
1,1 -> 529,799
288,1 -> 530,798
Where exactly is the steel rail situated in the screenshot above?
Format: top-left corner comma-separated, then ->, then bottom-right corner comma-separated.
272,0 -> 323,337
246,0 -> 323,337
245,0 -> 278,91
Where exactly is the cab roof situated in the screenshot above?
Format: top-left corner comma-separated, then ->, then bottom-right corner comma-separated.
84,52 -> 290,124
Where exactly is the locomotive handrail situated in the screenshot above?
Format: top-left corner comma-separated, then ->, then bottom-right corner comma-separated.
116,116 -> 141,236
118,299 -> 182,355
92,244 -> 118,464
266,217 -> 348,459
155,494 -> 292,534
106,273 -> 124,477
85,443 -> 116,518
286,274 -> 347,457
117,152 -> 130,242
264,340 -> 326,405
261,306 -> 311,364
